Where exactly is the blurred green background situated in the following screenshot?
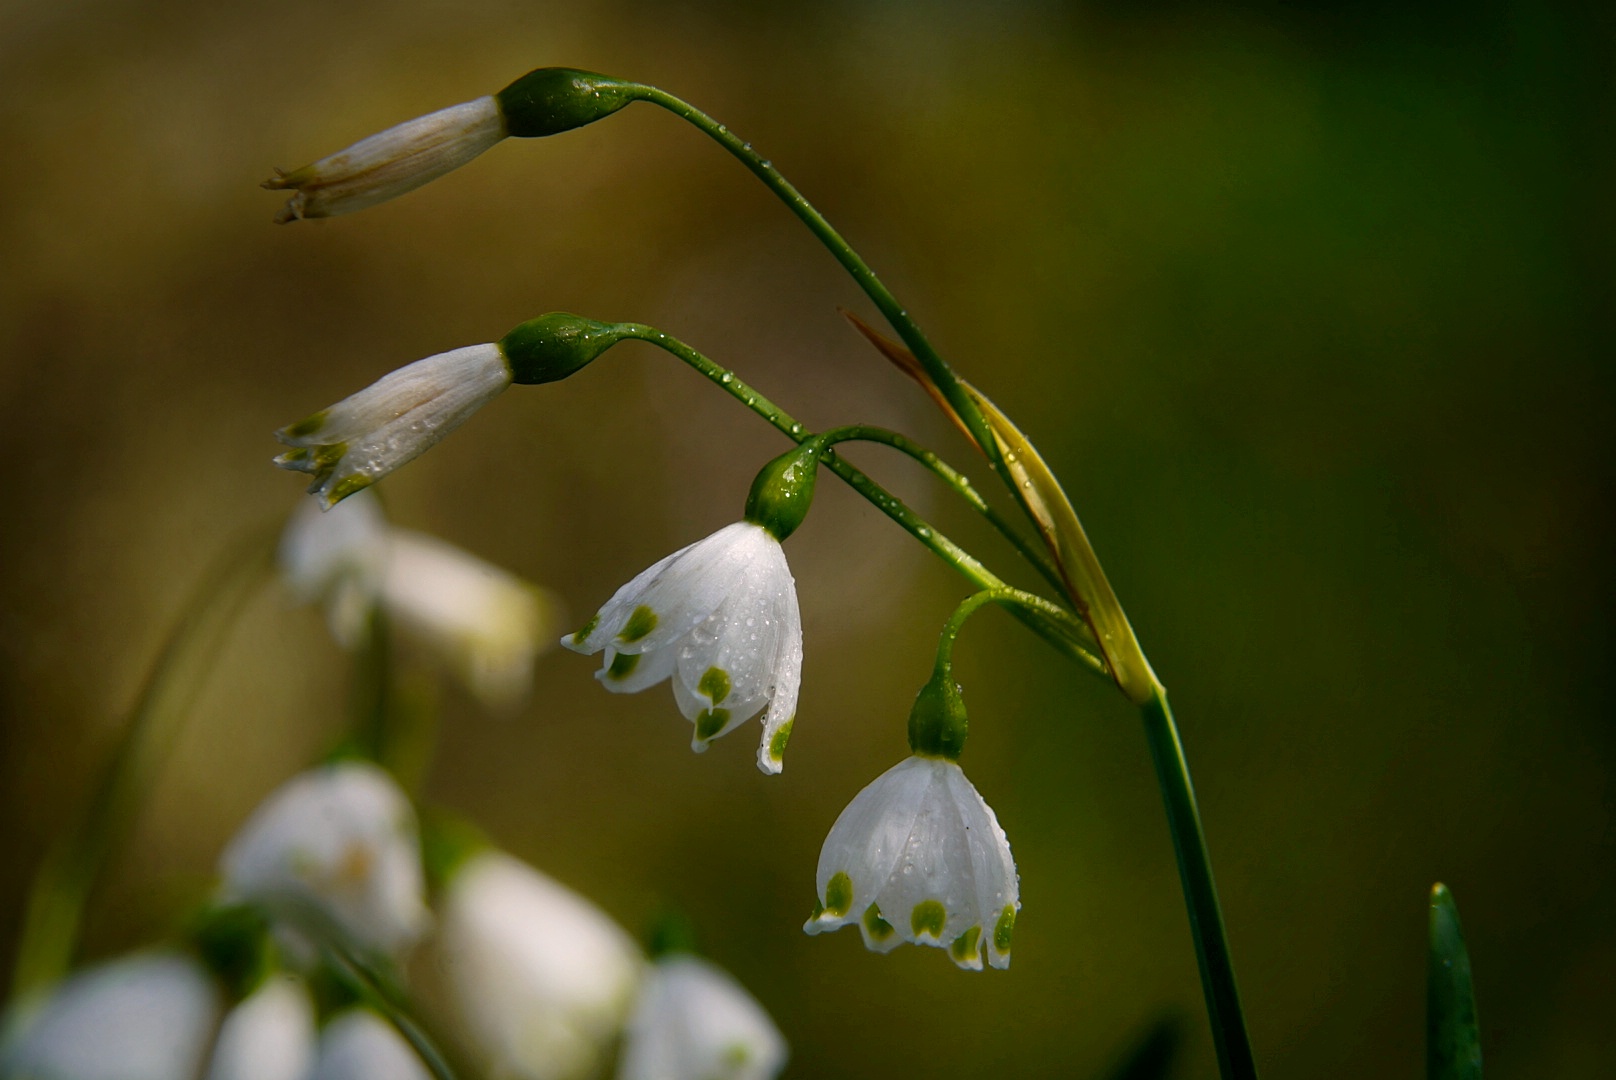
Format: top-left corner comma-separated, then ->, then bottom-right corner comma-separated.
0,0 -> 1610,1076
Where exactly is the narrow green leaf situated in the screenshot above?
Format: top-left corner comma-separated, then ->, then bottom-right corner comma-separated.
1428,883 -> 1483,1080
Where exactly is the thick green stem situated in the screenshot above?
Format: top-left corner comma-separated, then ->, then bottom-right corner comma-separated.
613,324 -> 1105,679
628,87 -> 1013,488
12,524 -> 279,998
1140,685 -> 1257,1080
812,425 -> 1070,600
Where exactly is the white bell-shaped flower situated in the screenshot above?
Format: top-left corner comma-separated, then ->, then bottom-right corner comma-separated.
275,343 -> 513,508
309,1009 -> 432,1080
380,530 -> 556,710
280,488 -> 390,646
265,97 -> 507,223
204,974 -> 316,1080
617,955 -> 787,1080
440,850 -> 644,1080
563,522 -> 802,774
804,755 -> 1020,971
0,951 -> 220,1080
219,761 -> 429,960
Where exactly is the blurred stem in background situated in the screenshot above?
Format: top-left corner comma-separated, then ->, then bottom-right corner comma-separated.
10,523 -> 280,999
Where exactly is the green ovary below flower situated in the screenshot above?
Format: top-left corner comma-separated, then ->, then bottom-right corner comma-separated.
274,343 -> 513,509
563,522 -> 802,776
804,755 -> 1020,971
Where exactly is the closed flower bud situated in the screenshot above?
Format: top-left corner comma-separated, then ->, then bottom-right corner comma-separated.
617,955 -> 787,1080
275,343 -> 513,508
219,762 -> 430,961
805,755 -> 1020,971
265,97 -> 506,222
310,1009 -> 431,1080
441,850 -> 644,1080
565,522 -> 803,775
0,951 -> 220,1080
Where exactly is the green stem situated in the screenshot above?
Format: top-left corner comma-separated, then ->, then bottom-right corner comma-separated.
613,323 -> 1105,679
12,524 -> 280,998
318,937 -> 461,1080
628,86 -> 1012,488
812,425 -> 1071,601
1140,685 -> 1257,1080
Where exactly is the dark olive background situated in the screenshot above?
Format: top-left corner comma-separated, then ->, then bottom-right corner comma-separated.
1,1 -> 1610,1077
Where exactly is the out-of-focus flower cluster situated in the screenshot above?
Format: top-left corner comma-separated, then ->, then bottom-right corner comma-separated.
1,761 -> 787,1080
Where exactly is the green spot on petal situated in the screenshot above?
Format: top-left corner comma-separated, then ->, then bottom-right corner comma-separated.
697,665 -> 731,705
824,872 -> 853,918
862,903 -> 894,942
994,905 -> 1016,954
617,605 -> 657,644
280,409 -> 329,439
768,719 -> 794,762
950,925 -> 982,963
571,612 -> 599,644
606,652 -> 639,680
694,708 -> 730,740
327,473 -> 373,504
911,900 -> 946,939
809,896 -> 825,920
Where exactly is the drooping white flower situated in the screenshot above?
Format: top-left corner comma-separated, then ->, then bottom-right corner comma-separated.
0,951 -> 220,1080
280,487 -> 391,646
265,97 -> 507,223
617,955 -> 786,1080
275,343 -> 513,508
440,850 -> 644,1080
309,1009 -> 432,1080
381,530 -> 556,709
219,761 -> 429,960
204,974 -> 316,1080
804,755 -> 1020,971
564,522 -> 802,774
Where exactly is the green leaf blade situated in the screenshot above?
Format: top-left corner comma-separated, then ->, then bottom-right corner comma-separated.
1428,882 -> 1483,1080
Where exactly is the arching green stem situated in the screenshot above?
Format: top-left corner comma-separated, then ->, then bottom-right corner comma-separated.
810,425 -> 1070,601
626,87 -> 1014,489
611,323 -> 1105,679
12,524 -> 280,998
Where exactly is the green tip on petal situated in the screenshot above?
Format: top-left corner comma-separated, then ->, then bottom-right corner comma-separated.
950,925 -> 982,964
326,473 -> 374,505
911,900 -> 947,940
571,613 -> 600,644
280,409 -> 329,439
768,719 -> 794,763
862,903 -> 894,942
698,665 -> 731,705
694,708 -> 730,741
606,652 -> 640,680
617,605 -> 658,644
824,872 -> 853,918
993,905 -> 1016,955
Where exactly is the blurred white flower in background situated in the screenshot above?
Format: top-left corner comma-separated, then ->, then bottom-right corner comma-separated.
565,521 -> 801,774
439,849 -> 644,1080
219,761 -> 429,960
280,490 -> 558,708
0,951 -> 219,1080
617,954 -> 786,1080
309,1008 -> 432,1080
204,974 -> 316,1080
804,755 -> 1020,971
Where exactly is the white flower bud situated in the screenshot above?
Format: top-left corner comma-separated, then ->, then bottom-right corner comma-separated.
265,97 -> 507,222
219,762 -> 429,960
441,850 -> 644,1080
380,530 -> 557,710
804,755 -> 1020,971
204,974 -> 316,1080
309,1009 -> 432,1080
617,955 -> 786,1080
564,522 -> 803,774
0,951 -> 220,1080
275,343 -> 513,508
